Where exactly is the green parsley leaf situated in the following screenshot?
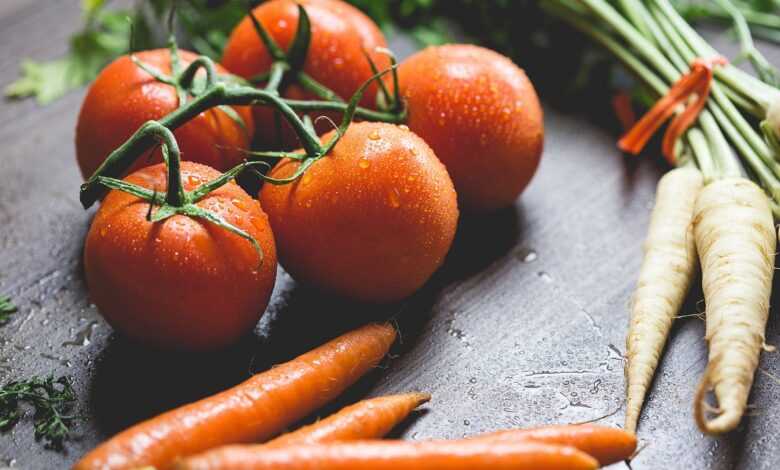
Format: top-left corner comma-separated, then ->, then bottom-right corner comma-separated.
5,5 -> 131,104
0,376 -> 79,450
0,295 -> 15,325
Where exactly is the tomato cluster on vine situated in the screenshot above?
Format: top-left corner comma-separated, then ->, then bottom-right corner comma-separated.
76,0 -> 544,350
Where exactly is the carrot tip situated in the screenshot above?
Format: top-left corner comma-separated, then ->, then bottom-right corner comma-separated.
412,392 -> 432,404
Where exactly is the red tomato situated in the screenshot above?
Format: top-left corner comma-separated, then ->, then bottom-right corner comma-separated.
76,49 -> 254,180
221,0 -> 389,148
84,162 -> 277,350
395,44 -> 544,212
259,122 -> 458,303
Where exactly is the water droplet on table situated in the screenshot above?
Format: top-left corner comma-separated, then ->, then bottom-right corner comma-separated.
537,271 -> 553,283
63,321 -> 98,347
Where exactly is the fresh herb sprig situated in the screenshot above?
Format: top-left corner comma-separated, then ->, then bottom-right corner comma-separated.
0,376 -> 79,450
5,0 -> 251,104
4,0 -> 134,104
0,295 -> 16,325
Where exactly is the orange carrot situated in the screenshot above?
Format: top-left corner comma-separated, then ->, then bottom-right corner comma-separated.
473,424 -> 636,466
265,392 -> 431,447
74,323 -> 397,470
175,439 -> 599,470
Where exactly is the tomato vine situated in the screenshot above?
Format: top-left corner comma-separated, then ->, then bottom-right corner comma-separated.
80,4 -> 405,213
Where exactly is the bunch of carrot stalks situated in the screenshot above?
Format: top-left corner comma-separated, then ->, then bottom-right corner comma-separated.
543,0 -> 780,435
74,323 -> 636,469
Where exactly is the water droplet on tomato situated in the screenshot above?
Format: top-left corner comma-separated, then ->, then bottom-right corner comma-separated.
368,130 -> 381,140
302,174 -> 313,185
407,175 -> 417,182
409,148 -> 418,156
232,198 -> 248,211
358,158 -> 371,169
99,227 -> 107,237
387,189 -> 401,208
399,124 -> 409,131
187,175 -> 201,186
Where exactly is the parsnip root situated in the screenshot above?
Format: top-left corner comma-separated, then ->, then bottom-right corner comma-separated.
693,177 -> 776,434
625,167 -> 703,432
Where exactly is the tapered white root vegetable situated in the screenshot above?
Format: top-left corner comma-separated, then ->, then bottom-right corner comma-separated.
693,177 -> 776,435
625,167 -> 704,432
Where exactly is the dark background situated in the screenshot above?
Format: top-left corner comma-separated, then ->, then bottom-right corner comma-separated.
1,1 -> 780,468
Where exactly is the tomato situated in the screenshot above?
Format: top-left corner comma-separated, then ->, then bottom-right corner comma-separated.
259,122 -> 458,303
395,44 -> 544,212
76,49 -> 254,180
221,0 -> 389,148
84,162 -> 277,350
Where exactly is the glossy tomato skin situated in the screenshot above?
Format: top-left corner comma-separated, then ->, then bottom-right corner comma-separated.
221,0 -> 389,148
84,162 -> 277,351
259,122 -> 458,303
396,44 -> 544,212
76,49 -> 254,180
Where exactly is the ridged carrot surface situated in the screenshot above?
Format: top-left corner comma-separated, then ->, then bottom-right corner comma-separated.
74,323 -> 396,470
474,424 -> 637,465
265,392 -> 430,447
175,439 -> 599,470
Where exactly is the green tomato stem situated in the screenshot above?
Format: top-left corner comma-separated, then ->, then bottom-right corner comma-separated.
265,61 -> 288,93
297,71 -> 343,102
178,55 -> 218,92
80,85 -> 226,208
283,99 -> 407,123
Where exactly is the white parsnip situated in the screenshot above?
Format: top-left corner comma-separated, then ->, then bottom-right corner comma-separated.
693,177 -> 776,435
625,167 -> 703,432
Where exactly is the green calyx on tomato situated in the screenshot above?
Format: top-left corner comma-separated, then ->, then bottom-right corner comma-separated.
245,4 -> 405,116
131,34 -> 250,132
93,121 -> 269,263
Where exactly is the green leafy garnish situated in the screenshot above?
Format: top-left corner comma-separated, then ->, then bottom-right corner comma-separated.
0,376 -> 79,450
5,1 -> 132,104
5,0 -> 250,105
0,295 -> 16,325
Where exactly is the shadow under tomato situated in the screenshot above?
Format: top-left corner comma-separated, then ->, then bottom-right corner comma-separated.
255,272 -> 441,366
434,204 -> 523,284
254,275 -> 440,429
87,332 -> 259,436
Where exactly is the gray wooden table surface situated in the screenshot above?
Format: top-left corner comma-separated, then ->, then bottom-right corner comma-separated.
1,1 -> 780,469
